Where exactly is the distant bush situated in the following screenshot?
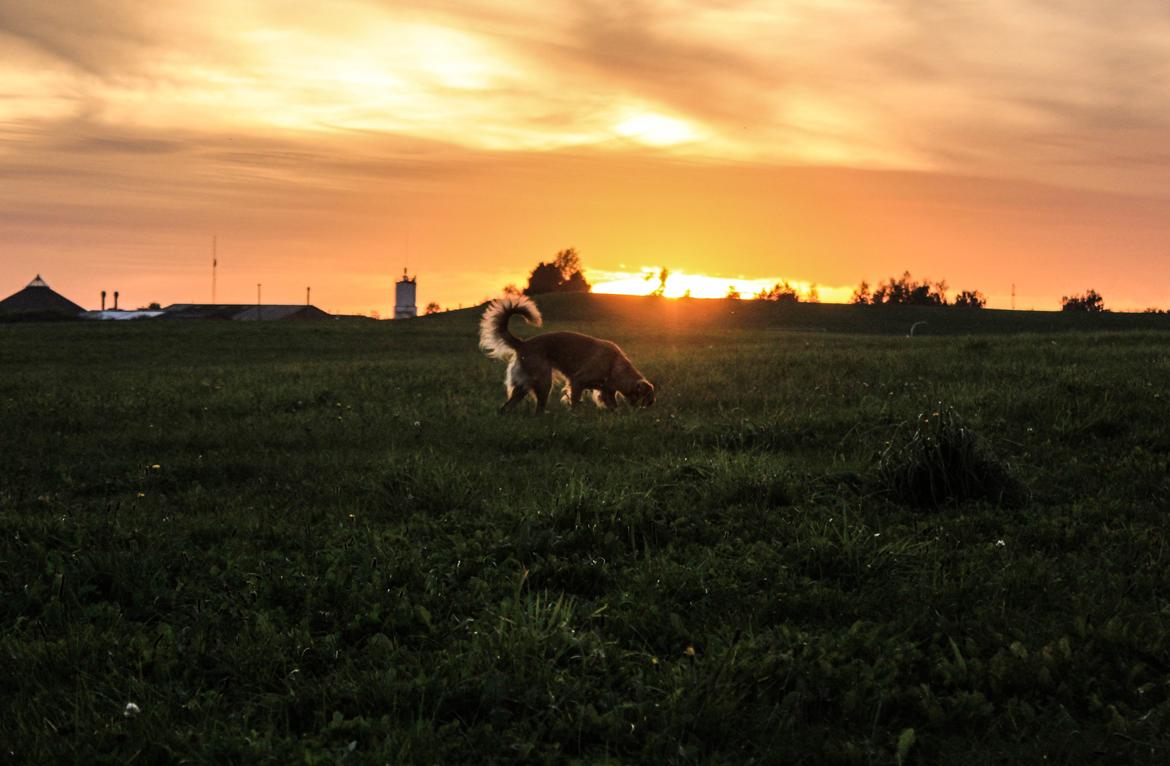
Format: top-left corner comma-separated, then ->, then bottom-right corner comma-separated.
755,281 -> 801,302
725,286 -> 741,300
878,406 -> 1018,508
1060,289 -> 1105,312
953,290 -> 987,308
524,248 -> 591,295
424,302 -> 441,315
854,272 -> 948,306
850,280 -> 872,305
873,271 -> 948,306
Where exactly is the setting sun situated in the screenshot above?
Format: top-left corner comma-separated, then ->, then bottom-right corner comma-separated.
615,114 -> 698,146
589,268 -> 850,303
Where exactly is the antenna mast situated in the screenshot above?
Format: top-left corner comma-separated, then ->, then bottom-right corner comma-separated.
212,235 -> 218,304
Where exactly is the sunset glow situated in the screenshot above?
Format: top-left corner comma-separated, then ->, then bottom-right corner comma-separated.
589,269 -> 850,303
3,2 -> 1170,313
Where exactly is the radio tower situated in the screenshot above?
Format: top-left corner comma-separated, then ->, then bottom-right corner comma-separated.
212,235 -> 218,304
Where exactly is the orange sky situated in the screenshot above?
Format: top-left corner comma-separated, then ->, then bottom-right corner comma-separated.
3,1 -> 1170,313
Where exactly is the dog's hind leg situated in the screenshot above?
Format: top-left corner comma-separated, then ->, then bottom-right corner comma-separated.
500,359 -> 531,414
566,382 -> 585,409
532,366 -> 553,413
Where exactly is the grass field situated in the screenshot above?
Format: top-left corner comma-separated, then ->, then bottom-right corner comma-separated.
3,295 -> 1170,763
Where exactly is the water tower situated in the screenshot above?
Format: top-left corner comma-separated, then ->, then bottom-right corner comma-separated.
394,268 -> 417,319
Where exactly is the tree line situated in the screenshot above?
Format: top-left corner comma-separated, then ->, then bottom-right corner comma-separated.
424,248 -> 1137,314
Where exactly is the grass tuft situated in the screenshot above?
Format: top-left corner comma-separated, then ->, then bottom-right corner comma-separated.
878,404 -> 1019,508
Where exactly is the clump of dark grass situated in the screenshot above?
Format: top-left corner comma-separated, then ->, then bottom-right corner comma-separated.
878,404 -> 1018,508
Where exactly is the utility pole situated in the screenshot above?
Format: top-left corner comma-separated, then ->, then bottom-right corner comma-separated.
257,283 -> 261,320
212,235 -> 218,304
306,286 -> 311,306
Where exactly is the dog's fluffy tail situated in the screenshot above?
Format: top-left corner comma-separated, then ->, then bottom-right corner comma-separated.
479,294 -> 542,359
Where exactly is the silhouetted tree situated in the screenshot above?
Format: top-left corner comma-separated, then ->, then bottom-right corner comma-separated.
851,281 -> 872,305
872,271 -> 947,306
953,290 -> 987,308
650,268 -> 670,297
807,284 -> 820,303
137,302 -> 162,310
502,284 -> 522,297
1061,289 -> 1105,312
525,262 -> 563,295
756,281 -> 801,303
424,302 -> 441,315
726,285 -> 741,300
561,270 -> 591,293
523,248 -> 592,295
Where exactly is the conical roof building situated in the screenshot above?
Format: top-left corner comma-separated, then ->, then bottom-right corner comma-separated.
0,275 -> 85,316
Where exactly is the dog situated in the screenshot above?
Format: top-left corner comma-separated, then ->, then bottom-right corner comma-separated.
479,295 -> 655,413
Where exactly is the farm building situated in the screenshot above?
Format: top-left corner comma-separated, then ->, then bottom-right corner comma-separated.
0,275 -> 85,317
159,304 -> 333,321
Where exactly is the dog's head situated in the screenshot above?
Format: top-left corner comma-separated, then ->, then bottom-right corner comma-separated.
631,379 -> 656,407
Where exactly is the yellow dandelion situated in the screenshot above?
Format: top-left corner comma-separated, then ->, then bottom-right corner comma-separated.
150,464 -> 161,470
684,645 -> 696,657
136,492 -> 145,498
650,656 -> 659,665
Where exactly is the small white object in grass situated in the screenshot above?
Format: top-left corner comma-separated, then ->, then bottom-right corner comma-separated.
996,539 -> 1006,547
123,702 -> 141,717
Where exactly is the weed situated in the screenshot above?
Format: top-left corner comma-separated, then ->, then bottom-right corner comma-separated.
877,405 -> 1019,508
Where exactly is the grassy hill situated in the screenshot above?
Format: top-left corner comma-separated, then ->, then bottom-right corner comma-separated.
437,292 -> 1170,336
3,296 -> 1170,762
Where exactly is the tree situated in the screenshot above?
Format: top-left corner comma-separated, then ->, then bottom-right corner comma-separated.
1061,289 -> 1105,312
424,302 -> 441,315
524,262 -> 563,295
523,248 -> 592,295
502,284 -> 522,297
953,290 -> 987,308
872,271 -> 947,306
137,302 -> 162,310
726,285 -> 741,300
561,270 -> 590,293
650,268 -> 670,297
756,281 -> 801,303
851,280 -> 872,305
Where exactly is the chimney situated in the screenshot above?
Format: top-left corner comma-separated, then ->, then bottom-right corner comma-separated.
101,290 -> 107,311
114,291 -> 120,310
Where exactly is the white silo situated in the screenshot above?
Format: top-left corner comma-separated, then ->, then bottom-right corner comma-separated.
394,269 -> 417,319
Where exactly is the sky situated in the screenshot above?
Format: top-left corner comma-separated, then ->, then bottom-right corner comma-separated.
3,0 -> 1170,314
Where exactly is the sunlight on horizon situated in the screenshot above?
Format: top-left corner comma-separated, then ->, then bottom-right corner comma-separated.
588,268 -> 851,303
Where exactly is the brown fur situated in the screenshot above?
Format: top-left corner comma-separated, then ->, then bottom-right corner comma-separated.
479,295 -> 655,414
